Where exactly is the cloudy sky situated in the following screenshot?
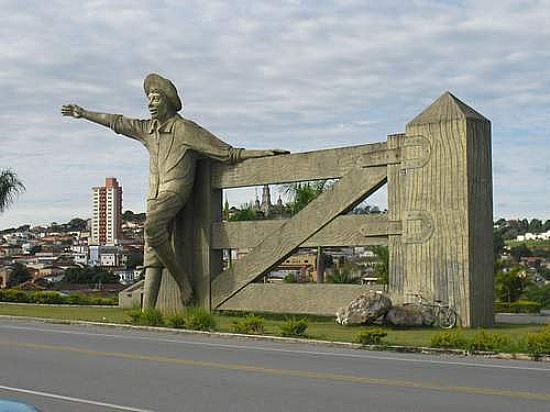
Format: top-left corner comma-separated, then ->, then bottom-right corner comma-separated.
1,0 -> 549,229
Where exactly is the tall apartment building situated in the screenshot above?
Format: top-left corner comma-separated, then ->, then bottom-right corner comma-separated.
91,177 -> 123,245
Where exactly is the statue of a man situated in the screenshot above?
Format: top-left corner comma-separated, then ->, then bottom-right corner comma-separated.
62,73 -> 287,308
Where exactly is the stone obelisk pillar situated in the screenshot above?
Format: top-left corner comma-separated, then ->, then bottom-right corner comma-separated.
395,92 -> 494,327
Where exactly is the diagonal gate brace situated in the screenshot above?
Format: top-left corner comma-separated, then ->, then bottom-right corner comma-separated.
211,166 -> 388,308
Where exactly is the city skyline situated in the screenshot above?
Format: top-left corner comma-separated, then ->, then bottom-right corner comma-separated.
1,1 -> 550,229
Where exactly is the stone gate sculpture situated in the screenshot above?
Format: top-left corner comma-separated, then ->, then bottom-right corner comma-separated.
64,79 -> 494,327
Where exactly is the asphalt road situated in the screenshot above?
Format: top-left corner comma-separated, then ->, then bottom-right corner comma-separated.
0,319 -> 549,412
496,310 -> 550,325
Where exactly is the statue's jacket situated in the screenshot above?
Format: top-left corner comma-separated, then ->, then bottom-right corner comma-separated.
109,114 -> 243,202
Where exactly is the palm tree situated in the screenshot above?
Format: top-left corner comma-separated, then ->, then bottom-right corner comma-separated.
0,169 -> 25,213
282,180 -> 329,215
372,245 -> 389,289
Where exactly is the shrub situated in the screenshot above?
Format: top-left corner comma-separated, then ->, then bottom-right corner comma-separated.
0,289 -> 117,305
184,307 -> 216,331
278,317 -> 309,337
127,308 -> 164,326
29,291 -> 63,304
232,314 -> 265,334
326,266 -> 356,284
467,330 -> 510,352
510,300 -> 542,314
127,309 -> 144,325
495,300 -> 541,313
430,330 -> 468,349
141,308 -> 165,326
166,313 -> 187,329
65,294 -> 89,305
524,284 -> 550,309
99,297 -> 117,306
526,326 -> 550,358
494,302 -> 508,313
354,328 -> 387,345
0,289 -> 28,303
283,274 -> 297,283
495,268 -> 527,303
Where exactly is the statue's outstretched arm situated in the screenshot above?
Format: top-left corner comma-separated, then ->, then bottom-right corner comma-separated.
241,148 -> 290,160
61,104 -> 113,128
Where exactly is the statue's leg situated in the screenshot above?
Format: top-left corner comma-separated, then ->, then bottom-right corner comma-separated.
144,193 -> 193,304
142,266 -> 162,309
141,232 -> 164,309
152,241 -> 192,302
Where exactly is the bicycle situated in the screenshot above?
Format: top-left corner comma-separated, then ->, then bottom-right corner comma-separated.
409,292 -> 458,329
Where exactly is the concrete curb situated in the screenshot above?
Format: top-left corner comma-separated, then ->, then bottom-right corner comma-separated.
1,314 -> 548,362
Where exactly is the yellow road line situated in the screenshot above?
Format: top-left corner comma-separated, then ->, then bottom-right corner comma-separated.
1,339 -> 549,402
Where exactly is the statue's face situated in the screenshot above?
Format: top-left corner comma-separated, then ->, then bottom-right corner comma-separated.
148,90 -> 169,120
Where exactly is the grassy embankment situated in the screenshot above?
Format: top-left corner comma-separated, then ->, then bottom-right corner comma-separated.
0,303 -> 545,349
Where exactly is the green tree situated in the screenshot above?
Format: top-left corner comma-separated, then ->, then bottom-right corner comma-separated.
228,205 -> 261,221
0,169 -> 25,213
352,204 -> 382,215
372,245 -> 389,285
539,267 -> 550,281
126,253 -> 144,269
510,244 -> 532,262
326,264 -> 358,284
524,284 -> 550,309
498,219 -> 534,240
283,180 -> 329,215
63,267 -> 119,284
495,218 -> 507,227
7,263 -> 32,287
28,245 -> 42,255
520,219 -> 529,234
122,210 -> 146,223
495,268 -> 528,303
66,218 -> 87,231
49,222 -> 64,233
223,198 -> 230,221
493,229 -> 506,259
529,219 -> 543,234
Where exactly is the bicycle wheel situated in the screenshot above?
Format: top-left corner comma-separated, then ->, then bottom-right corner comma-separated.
438,308 -> 457,329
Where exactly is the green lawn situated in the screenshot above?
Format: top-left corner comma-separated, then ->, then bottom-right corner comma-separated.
1,303 -> 546,352
505,239 -> 550,249
0,303 -> 129,324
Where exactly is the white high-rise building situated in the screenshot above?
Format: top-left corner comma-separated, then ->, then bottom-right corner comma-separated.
91,177 -> 123,245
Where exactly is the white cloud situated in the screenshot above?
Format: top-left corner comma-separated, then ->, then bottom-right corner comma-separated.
1,0 -> 549,228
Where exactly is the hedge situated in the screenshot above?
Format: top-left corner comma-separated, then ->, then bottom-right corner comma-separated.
495,300 -> 541,314
0,289 -> 117,305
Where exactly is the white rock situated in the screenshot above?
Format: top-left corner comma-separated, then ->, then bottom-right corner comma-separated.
336,291 -> 392,325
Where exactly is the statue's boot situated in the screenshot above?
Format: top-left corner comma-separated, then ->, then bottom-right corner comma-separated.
143,267 -> 162,309
153,241 -> 193,304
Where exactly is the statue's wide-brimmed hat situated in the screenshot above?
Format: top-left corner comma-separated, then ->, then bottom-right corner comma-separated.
143,73 -> 182,112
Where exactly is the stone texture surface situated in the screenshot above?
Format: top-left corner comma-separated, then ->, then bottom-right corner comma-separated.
219,284 -> 388,316
392,92 -> 494,327
118,280 -> 145,309
212,167 -> 387,308
335,291 -> 392,325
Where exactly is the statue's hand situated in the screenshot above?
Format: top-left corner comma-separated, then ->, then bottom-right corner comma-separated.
61,104 -> 85,119
265,149 -> 290,156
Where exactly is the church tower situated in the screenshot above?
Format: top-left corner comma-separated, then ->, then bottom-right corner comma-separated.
261,185 -> 272,217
